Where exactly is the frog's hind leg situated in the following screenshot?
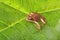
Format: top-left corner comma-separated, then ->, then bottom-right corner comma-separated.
34,21 -> 40,30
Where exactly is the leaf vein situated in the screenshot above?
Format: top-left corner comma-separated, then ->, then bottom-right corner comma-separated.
0,17 -> 25,32
0,20 -> 8,25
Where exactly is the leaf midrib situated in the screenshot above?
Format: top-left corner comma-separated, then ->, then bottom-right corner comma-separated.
3,2 -> 60,14
0,2 -> 60,33
0,17 -> 25,32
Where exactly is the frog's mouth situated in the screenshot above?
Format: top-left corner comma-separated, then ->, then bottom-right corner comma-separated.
26,18 -> 32,22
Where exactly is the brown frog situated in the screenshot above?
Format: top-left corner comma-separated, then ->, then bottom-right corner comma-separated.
26,12 -> 46,30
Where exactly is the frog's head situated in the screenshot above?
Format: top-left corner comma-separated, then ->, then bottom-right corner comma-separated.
26,12 -> 34,22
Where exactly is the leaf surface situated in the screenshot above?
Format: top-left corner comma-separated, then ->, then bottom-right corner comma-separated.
0,0 -> 60,40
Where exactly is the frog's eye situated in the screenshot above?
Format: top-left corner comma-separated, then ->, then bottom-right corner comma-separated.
28,17 -> 33,20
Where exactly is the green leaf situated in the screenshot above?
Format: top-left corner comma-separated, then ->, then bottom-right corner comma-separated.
0,0 -> 60,40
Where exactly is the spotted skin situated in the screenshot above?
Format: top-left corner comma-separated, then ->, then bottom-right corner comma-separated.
26,12 -> 46,30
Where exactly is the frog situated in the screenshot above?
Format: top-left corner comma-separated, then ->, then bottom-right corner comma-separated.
26,12 -> 46,30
